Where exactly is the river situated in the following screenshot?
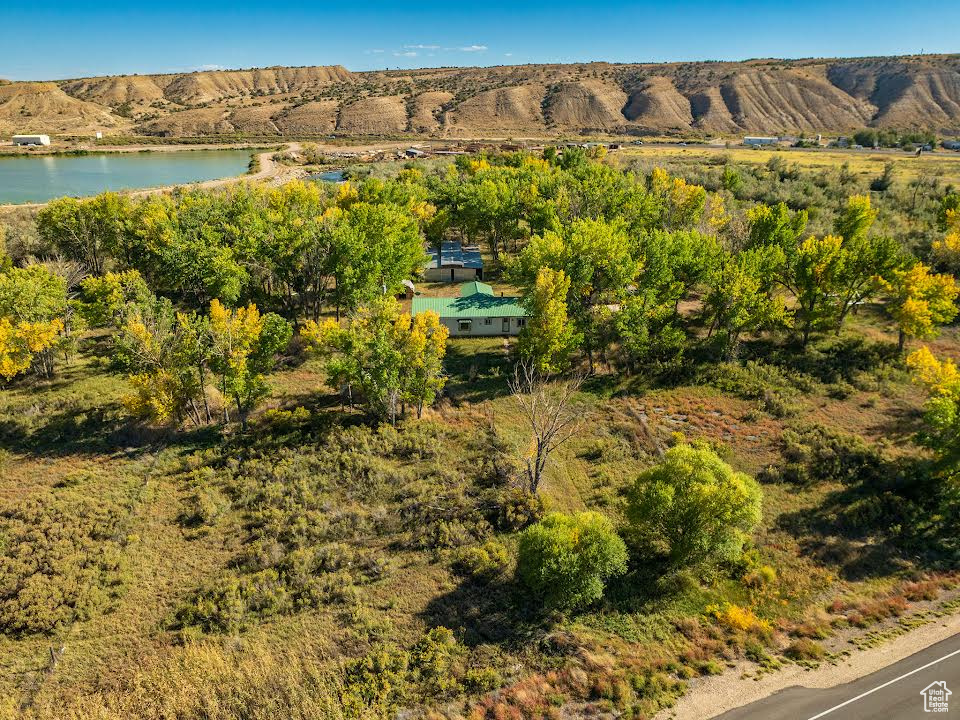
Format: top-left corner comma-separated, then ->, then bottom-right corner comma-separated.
0,149 -> 254,204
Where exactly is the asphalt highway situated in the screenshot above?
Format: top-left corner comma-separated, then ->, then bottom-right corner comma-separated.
716,632 -> 960,719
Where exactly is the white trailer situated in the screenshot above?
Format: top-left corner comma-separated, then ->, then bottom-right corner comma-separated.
12,134 -> 51,146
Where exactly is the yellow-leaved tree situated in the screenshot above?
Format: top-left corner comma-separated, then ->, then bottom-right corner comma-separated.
931,208 -> 960,275
207,300 -> 292,429
303,297 -> 447,423
884,262 -> 959,351
0,264 -> 72,381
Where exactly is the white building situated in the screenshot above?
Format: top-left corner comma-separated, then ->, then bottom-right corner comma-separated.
12,134 -> 51,146
743,136 -> 779,147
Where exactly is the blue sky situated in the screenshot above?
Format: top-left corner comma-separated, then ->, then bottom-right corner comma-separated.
1,0 -> 957,81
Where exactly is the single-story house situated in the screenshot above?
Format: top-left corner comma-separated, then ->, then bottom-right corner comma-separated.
13,134 -> 50,146
412,281 -> 529,337
423,241 -> 484,282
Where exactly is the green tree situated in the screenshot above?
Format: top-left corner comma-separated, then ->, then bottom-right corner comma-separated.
745,202 -> 808,252
80,269 -> 153,327
518,268 -> 580,374
36,193 -> 130,275
117,297 -> 208,426
781,235 -> 844,347
625,443 -> 762,570
328,202 -> 426,320
702,247 -> 790,358
511,217 -> 639,371
517,511 -> 627,611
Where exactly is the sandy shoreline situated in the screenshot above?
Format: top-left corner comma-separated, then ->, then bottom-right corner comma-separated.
656,607 -> 960,719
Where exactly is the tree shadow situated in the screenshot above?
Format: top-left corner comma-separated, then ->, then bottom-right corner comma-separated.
419,572 -> 543,648
775,456 -> 949,580
443,341 -> 514,405
0,398 -> 226,460
743,334 -> 901,386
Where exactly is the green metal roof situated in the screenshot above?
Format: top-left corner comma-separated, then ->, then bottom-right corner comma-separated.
460,281 -> 493,297
412,294 -> 528,319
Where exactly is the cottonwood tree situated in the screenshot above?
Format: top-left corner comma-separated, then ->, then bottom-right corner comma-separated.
207,300 -> 291,429
36,193 -> 130,275
518,267 -> 580,375
305,298 -> 447,424
702,247 -> 790,359
511,217 -> 639,371
118,297 -> 207,426
831,195 -> 902,330
626,442 -> 763,570
780,235 -> 845,347
0,264 -> 73,380
884,262 -> 960,352
402,310 -> 450,419
509,360 -> 584,494
517,511 -> 627,610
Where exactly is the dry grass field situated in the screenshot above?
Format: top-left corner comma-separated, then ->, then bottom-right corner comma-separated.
622,145 -> 960,187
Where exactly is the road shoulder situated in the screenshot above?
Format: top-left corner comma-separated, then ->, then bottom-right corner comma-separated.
656,606 -> 960,720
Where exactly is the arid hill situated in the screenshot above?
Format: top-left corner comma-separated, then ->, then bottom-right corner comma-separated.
2,56 -> 960,138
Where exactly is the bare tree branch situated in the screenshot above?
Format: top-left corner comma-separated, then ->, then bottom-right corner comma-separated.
509,359 -> 585,494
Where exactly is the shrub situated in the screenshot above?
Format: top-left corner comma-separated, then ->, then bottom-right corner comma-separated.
784,638 -> 826,661
497,488 -> 545,531
453,540 -> 510,578
0,494 -> 127,635
706,603 -> 772,636
625,443 -> 763,569
773,424 -> 885,486
517,512 -> 628,611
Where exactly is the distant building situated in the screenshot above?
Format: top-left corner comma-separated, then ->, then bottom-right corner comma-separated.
743,136 -> 778,147
412,282 -> 529,337
12,134 -> 50,146
944,140 -> 960,151
404,147 -> 426,158
423,241 -> 484,282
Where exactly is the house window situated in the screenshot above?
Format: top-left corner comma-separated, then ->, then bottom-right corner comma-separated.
516,318 -> 527,328
458,319 -> 472,333
484,318 -> 493,325
502,318 -> 510,333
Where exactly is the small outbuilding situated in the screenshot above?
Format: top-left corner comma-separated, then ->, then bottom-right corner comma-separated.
423,241 -> 484,282
743,136 -> 778,147
13,134 -> 50,146
411,282 -> 529,337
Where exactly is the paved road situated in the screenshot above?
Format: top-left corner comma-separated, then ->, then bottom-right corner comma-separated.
717,632 -> 960,719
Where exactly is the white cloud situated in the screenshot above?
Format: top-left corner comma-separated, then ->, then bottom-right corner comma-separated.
456,45 -> 488,52
504,52 -> 513,57
364,49 -> 385,54
393,51 -> 418,58
193,64 -> 227,72
404,44 -> 440,50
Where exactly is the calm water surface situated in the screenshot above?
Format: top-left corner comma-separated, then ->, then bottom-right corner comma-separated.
0,150 -> 253,204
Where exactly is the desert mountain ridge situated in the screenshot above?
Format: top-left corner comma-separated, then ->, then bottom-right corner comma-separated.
2,55 -> 959,138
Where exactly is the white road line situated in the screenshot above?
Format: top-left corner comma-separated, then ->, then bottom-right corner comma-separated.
805,646 -> 960,720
